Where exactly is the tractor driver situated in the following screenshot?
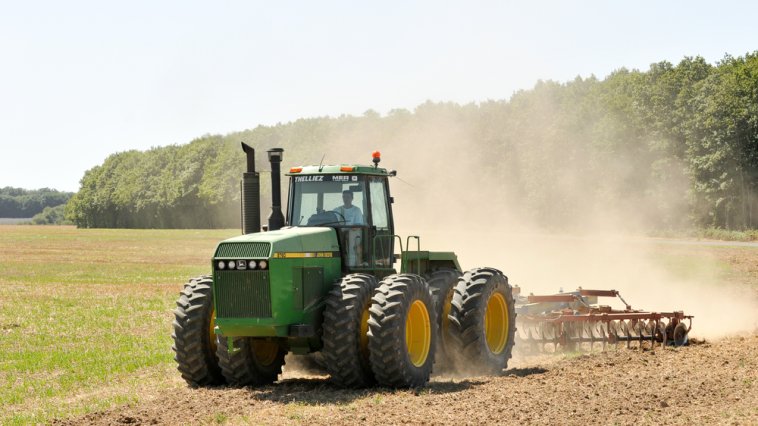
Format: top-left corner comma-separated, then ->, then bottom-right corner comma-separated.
333,190 -> 364,225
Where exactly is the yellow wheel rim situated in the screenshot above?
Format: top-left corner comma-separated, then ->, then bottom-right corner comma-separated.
406,300 -> 431,367
359,306 -> 370,360
484,292 -> 509,354
441,288 -> 454,338
251,339 -> 279,366
209,307 -> 217,354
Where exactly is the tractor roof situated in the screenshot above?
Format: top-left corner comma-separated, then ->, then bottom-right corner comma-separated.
285,164 -> 390,176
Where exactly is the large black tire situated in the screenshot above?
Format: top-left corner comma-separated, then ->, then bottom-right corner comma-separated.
172,275 -> 225,386
426,269 -> 462,369
216,336 -> 286,386
448,267 -> 516,375
322,273 -> 379,387
367,274 -> 437,388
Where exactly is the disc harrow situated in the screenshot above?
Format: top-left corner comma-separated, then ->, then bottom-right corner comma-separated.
513,287 -> 693,353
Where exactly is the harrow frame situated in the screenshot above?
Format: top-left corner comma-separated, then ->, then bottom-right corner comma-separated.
514,287 -> 693,352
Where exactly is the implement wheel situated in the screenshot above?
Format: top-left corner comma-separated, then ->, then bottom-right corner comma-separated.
368,274 -> 437,388
426,269 -> 462,369
448,267 -> 516,374
216,336 -> 286,386
322,273 -> 379,387
172,275 -> 225,386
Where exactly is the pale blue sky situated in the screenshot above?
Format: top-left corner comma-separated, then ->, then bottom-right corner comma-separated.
1,1 -> 755,192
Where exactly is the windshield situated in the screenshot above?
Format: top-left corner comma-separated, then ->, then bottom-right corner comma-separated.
289,175 -> 367,227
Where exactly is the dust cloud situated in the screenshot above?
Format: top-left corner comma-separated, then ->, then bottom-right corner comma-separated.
281,353 -> 327,378
311,109 -> 758,340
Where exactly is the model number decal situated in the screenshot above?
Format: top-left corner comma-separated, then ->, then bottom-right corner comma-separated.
272,251 -> 339,259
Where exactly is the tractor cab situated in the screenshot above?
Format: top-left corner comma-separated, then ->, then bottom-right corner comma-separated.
286,157 -> 396,274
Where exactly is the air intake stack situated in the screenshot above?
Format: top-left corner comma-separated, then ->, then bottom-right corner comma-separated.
240,143 -> 261,234
267,148 -> 285,231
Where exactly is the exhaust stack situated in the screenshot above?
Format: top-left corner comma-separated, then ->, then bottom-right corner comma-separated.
267,148 -> 285,231
240,143 -> 261,234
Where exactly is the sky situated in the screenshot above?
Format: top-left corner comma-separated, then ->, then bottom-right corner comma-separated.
1,1 -> 756,192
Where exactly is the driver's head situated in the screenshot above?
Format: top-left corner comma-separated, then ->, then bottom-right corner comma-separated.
342,190 -> 353,206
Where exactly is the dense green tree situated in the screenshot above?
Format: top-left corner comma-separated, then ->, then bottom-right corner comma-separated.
686,53 -> 758,228
30,204 -> 71,225
0,187 -> 73,218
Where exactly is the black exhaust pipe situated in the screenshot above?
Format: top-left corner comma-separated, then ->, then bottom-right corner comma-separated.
240,143 -> 261,234
267,148 -> 285,231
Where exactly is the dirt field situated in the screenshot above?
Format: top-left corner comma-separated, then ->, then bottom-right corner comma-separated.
2,226 -> 756,425
57,336 -> 756,425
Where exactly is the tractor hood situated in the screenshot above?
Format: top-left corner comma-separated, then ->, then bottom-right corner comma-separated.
211,225 -> 343,339
214,226 -> 340,259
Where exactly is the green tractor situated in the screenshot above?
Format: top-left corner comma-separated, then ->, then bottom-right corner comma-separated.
172,144 -> 516,388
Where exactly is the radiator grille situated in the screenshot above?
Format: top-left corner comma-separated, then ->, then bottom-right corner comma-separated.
215,242 -> 271,258
215,270 -> 272,318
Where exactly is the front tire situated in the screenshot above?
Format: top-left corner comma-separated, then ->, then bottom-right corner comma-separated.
367,274 -> 437,388
448,268 -> 516,375
322,273 -> 379,387
216,336 -> 286,386
172,275 -> 225,386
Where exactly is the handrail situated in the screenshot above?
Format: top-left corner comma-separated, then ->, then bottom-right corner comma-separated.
405,235 -> 421,275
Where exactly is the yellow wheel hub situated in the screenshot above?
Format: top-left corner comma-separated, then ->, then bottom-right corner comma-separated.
359,306 -> 370,360
484,292 -> 509,354
406,300 -> 431,367
251,339 -> 279,366
209,308 -> 217,354
442,289 -> 454,336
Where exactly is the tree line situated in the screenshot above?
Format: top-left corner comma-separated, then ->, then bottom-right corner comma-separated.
67,52 -> 758,230
0,187 -> 73,218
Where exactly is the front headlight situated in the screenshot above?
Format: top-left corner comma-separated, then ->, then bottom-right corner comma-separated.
258,260 -> 268,270
217,260 -> 226,270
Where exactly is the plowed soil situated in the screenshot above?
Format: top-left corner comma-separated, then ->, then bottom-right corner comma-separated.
56,335 -> 757,425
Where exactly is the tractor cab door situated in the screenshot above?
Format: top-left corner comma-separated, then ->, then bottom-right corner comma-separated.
335,175 -> 396,274
365,175 -> 395,271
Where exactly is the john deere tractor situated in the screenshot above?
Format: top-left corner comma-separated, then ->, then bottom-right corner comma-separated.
172,144 -> 516,388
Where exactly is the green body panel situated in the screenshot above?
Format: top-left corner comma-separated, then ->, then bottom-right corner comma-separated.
401,251 -> 461,275
212,227 -> 341,344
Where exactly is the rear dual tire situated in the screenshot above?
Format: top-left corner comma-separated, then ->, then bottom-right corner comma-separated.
448,268 -> 517,375
426,269 -> 462,370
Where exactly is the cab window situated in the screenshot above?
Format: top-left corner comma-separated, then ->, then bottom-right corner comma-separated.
369,177 -> 389,230
289,176 -> 366,227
